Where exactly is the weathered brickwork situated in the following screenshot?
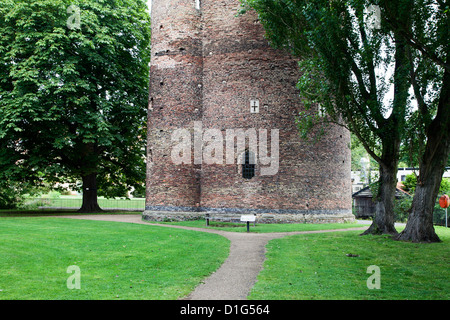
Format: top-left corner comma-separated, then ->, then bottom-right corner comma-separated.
144,0 -> 354,223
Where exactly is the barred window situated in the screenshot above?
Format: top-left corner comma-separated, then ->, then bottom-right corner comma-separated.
242,150 -> 255,179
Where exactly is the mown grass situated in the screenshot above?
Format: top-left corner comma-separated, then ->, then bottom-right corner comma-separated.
0,217 -> 229,300
2,214 -> 447,300
249,226 -> 450,300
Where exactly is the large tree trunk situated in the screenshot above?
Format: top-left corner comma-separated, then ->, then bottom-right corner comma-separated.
361,28 -> 410,236
396,136 -> 449,242
396,71 -> 450,243
361,161 -> 399,236
396,184 -> 442,243
78,172 -> 103,213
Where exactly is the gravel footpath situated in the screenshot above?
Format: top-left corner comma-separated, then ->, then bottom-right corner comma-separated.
57,214 -> 367,300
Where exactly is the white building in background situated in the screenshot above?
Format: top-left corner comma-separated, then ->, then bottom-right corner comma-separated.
396,167 -> 450,182
352,167 -> 450,194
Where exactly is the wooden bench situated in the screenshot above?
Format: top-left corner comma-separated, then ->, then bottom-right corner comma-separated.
205,213 -> 256,232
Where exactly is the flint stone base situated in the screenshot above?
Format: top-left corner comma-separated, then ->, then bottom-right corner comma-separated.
142,206 -> 355,224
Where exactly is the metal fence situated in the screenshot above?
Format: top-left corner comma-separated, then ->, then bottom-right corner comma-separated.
23,197 -> 145,211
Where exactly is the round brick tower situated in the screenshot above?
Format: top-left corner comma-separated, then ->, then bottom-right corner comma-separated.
145,0 -> 203,211
144,0 -> 354,223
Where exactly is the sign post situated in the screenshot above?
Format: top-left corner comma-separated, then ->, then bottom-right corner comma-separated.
439,194 -> 449,228
240,215 -> 256,232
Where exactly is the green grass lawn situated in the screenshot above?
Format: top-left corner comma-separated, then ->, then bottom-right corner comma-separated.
0,217 -> 229,300
1,215 -> 448,300
249,226 -> 450,300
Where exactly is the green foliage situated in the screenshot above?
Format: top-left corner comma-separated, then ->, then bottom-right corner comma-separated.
395,175 -> 450,224
402,174 -> 450,194
394,196 -> 412,222
0,0 -> 151,198
351,133 -> 378,171
243,0 -> 448,169
433,206 -> 449,226
394,197 -> 449,226
0,178 -> 50,209
242,0 -> 427,160
441,178 -> 450,194
243,0 -> 449,237
0,181 -> 26,209
402,174 -> 418,193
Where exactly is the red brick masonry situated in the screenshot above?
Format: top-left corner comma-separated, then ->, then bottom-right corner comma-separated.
144,0 -> 353,223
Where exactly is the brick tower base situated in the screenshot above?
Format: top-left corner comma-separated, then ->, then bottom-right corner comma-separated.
142,208 -> 355,224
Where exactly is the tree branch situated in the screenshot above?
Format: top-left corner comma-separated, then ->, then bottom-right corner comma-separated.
381,4 -> 450,74
406,46 -> 428,118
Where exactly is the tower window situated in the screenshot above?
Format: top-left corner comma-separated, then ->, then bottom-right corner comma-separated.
242,150 -> 255,179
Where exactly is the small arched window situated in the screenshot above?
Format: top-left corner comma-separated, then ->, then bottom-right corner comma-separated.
242,150 -> 255,179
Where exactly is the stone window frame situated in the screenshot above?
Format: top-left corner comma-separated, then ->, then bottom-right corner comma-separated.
240,150 -> 256,180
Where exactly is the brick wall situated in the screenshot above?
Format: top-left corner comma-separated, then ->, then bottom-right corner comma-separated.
146,0 -> 203,209
144,0 -> 353,223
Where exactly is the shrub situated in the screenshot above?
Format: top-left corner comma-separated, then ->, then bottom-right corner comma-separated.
0,181 -> 27,209
394,196 -> 412,223
433,205 -> 448,226
394,175 -> 449,225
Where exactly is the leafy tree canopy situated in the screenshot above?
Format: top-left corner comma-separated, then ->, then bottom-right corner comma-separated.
241,0 -> 447,164
0,0 -> 151,202
241,0 -> 449,240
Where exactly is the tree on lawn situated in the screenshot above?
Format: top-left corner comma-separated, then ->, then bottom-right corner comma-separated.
0,0 -> 151,212
242,0 -> 413,235
389,0 -> 450,242
243,0 -> 449,241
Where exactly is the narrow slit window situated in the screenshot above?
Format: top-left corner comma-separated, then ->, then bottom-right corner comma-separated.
242,150 -> 255,179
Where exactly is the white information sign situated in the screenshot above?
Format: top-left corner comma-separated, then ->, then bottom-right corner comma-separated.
240,215 -> 256,222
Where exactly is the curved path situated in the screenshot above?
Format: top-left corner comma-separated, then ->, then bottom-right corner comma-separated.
57,214 -> 367,300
